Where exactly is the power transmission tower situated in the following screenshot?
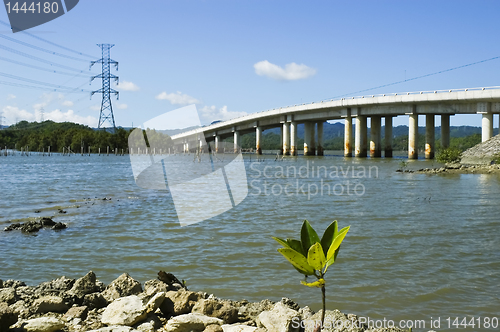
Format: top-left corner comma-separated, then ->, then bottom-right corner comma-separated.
90,44 -> 118,131
39,107 -> 44,122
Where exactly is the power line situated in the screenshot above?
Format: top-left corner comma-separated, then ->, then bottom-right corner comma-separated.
0,71 -> 91,91
0,19 -> 95,59
324,55 -> 500,100
0,55 -> 92,77
0,34 -> 89,62
0,44 -> 93,74
0,78 -> 90,92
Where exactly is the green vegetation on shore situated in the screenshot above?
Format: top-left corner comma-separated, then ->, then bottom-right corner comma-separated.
0,121 -> 132,152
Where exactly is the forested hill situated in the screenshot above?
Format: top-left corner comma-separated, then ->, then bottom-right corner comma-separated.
0,121 -> 132,152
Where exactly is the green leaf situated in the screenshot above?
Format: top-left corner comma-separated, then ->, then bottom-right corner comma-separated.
272,236 -> 290,248
287,239 -> 305,256
320,220 -> 338,256
307,242 -> 326,271
277,248 -> 315,275
300,278 -> 325,288
326,226 -> 350,262
301,220 -> 321,255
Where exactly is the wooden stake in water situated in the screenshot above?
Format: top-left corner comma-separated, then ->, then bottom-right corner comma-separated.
107,146 -> 109,156
99,148 -> 101,156
48,146 -> 50,156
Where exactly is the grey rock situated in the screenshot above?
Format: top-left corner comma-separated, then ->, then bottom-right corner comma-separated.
0,302 -> 18,332
192,299 -> 239,324
0,288 -> 17,305
34,276 -> 75,298
68,271 -> 98,300
102,274 -> 142,302
143,280 -> 168,297
63,306 -> 88,321
23,317 -> 65,332
221,324 -> 257,332
165,313 -> 223,332
2,280 -> 25,289
83,292 -> 108,309
304,310 -> 364,332
101,295 -> 147,326
461,134 -> 500,165
257,302 -> 301,332
144,292 -> 165,314
205,324 -> 224,332
134,314 -> 162,332
160,289 -> 204,316
238,300 -> 275,322
33,295 -> 69,313
88,326 -> 140,332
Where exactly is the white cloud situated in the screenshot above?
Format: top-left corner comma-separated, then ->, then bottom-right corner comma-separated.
62,100 -> 74,107
90,105 -> 101,111
2,106 -> 36,124
254,60 -> 317,81
115,102 -> 128,110
200,105 -> 247,124
45,109 -> 98,127
7,94 -> 16,100
116,81 -> 140,91
156,91 -> 201,105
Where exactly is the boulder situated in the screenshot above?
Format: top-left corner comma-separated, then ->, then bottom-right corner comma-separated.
221,324 -> 257,332
257,302 -> 301,332
143,280 -> 168,297
102,274 -> 142,302
83,292 -> 108,309
165,313 -> 223,332
63,306 -> 89,321
205,324 -> 224,332
238,299 -> 274,322
68,271 -> 97,300
2,280 -> 25,289
33,276 -> 75,298
160,289 -> 204,316
23,317 -> 65,332
0,279 -> 3,288
134,314 -> 162,332
101,295 -> 147,326
0,302 -> 18,332
192,299 -> 239,324
144,292 -> 165,314
88,326 -> 139,332
21,221 -> 43,233
33,295 -> 69,313
304,310 -> 364,332
0,288 -> 17,305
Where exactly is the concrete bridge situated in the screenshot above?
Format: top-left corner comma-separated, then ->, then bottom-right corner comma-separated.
171,86 -> 500,159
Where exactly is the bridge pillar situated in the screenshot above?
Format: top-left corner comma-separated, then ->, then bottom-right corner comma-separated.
290,121 -> 298,156
185,142 -> 189,153
355,116 -> 367,158
482,113 -> 493,142
425,114 -> 435,159
303,122 -> 314,156
215,135 -> 220,153
441,114 -> 450,148
234,131 -> 240,153
370,116 -> 381,158
344,115 -> 352,157
385,116 -> 393,158
282,122 -> 290,155
408,113 -> 418,159
310,122 -> 316,155
316,121 -> 324,156
279,126 -> 283,155
256,126 -> 262,155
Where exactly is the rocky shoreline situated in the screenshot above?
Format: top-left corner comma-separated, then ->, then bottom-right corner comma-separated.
0,272 -> 430,332
397,163 -> 500,174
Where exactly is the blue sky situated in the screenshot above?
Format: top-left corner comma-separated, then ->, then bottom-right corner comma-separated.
1,0 -> 500,129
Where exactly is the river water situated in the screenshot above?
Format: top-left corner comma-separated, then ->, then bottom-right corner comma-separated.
1,152 -> 499,331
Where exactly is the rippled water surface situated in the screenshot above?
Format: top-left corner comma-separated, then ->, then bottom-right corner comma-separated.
1,153 -> 499,330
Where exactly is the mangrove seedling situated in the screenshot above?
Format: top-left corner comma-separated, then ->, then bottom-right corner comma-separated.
273,220 -> 350,326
